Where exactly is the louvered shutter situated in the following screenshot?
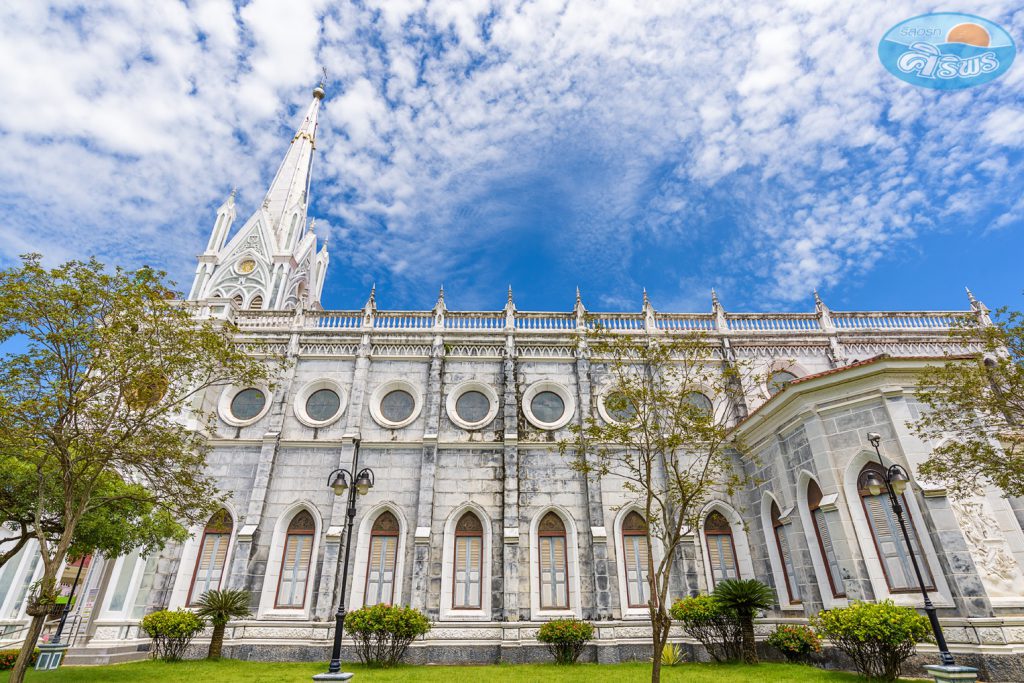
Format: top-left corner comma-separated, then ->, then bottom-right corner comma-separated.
277,534 -> 312,607
539,536 -> 568,608
454,537 -> 482,608
624,535 -> 650,607
366,536 -> 397,606
776,526 -> 800,601
813,509 -> 845,597
190,533 -> 228,603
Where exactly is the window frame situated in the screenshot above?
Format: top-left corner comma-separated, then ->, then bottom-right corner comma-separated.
274,510 -> 316,609
770,501 -> 800,605
186,509 -> 233,607
703,510 -> 740,588
537,512 -> 570,610
858,464 -> 935,594
807,479 -> 846,599
364,511 -> 401,607
620,512 -> 650,609
451,512 -> 484,610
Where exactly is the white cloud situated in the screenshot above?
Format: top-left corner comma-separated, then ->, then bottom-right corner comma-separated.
0,0 -> 1020,307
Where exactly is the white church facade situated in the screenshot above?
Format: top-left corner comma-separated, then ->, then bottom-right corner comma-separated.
2,84 -> 1024,680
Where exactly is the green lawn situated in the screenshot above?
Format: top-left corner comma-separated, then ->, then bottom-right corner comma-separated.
0,659 -> 882,682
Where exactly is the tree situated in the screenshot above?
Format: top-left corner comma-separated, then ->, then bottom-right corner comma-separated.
0,254 -> 275,683
558,326 -> 745,683
712,579 -> 775,664
193,589 -> 252,659
912,309 -> 1024,499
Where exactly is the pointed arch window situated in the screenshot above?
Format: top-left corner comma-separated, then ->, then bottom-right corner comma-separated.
452,512 -> 483,609
232,294 -> 244,308
275,510 -> 315,608
770,502 -> 800,603
187,509 -> 232,606
621,512 -> 650,608
808,480 -> 845,598
538,512 -> 569,609
249,295 -> 263,310
858,463 -> 934,592
704,510 -> 739,587
365,512 -> 399,606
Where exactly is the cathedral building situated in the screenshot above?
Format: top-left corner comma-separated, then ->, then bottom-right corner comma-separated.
2,83 -> 1023,679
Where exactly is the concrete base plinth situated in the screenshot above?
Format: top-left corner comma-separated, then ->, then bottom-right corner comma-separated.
311,672 -> 354,681
34,643 -> 69,671
924,664 -> 979,682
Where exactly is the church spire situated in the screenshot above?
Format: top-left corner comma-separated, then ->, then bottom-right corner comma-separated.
262,83 -> 324,250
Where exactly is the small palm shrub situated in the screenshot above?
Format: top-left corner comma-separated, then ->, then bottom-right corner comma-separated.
344,604 -> 431,667
192,589 -> 252,659
812,600 -> 930,681
712,579 -> 776,664
140,609 -> 206,661
767,624 -> 821,664
536,618 -> 594,665
669,595 -> 742,662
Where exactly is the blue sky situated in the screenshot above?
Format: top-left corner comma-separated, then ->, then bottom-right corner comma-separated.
0,1 -> 1021,315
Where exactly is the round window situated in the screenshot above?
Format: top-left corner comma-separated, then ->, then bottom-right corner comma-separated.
305,388 -> 340,422
455,390 -> 490,424
767,371 -> 797,396
230,388 -> 266,421
381,390 -> 415,423
604,391 -> 636,423
685,391 -> 713,415
530,391 -> 565,424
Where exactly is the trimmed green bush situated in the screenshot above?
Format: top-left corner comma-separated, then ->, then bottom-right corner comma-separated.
669,595 -> 742,663
767,624 -> 821,664
811,600 -> 930,681
0,649 -> 39,671
344,604 -> 431,667
536,618 -> 594,665
140,609 -> 206,661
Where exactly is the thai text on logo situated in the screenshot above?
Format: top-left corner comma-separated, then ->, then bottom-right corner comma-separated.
878,13 -> 1015,89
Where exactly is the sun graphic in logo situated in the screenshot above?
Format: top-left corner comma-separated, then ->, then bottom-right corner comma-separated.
947,23 -> 990,47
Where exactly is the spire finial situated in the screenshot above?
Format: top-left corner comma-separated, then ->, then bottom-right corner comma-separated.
814,288 -> 823,306
642,287 -> 650,308
307,218 -> 316,234
575,286 -> 581,306
438,283 -> 445,302
965,286 -> 978,305
368,282 -> 376,306
711,288 -> 720,308
229,186 -> 237,200
507,284 -> 514,305
313,67 -> 327,100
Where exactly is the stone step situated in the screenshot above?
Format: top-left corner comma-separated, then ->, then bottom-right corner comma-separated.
63,643 -> 150,666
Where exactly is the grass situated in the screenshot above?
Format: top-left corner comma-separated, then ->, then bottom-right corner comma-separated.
0,659 -> 883,682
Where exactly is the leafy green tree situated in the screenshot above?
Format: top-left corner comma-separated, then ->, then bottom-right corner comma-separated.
0,254 -> 275,683
913,309 -> 1024,498
712,579 -> 775,664
558,326 -> 746,683
193,589 -> 252,659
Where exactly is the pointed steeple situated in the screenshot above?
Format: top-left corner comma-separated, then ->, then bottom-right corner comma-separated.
966,287 -> 992,325
262,83 -> 324,250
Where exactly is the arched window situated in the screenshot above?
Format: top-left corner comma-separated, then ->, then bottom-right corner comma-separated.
275,510 -> 315,608
767,370 -> 798,396
770,501 -> 800,603
365,511 -> 399,606
249,295 -> 263,310
452,512 -> 483,609
538,512 -> 569,609
232,294 -> 244,308
187,509 -> 232,605
808,480 -> 845,598
858,463 -> 934,592
704,510 -> 739,587
621,512 -> 650,608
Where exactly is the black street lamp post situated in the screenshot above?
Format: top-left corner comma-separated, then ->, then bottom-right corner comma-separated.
314,439 -> 374,682
863,432 -> 955,667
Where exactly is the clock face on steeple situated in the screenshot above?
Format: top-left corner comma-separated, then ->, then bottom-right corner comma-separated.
237,259 -> 256,274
